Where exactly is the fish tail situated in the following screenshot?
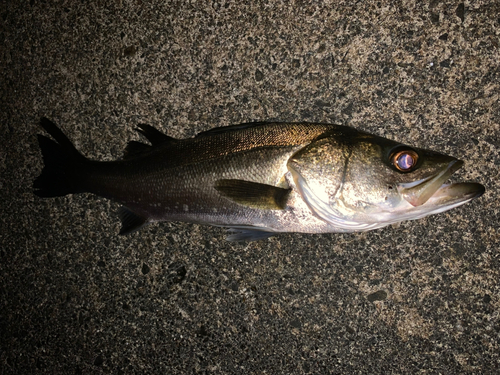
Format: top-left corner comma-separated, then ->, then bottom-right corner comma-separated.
34,118 -> 88,197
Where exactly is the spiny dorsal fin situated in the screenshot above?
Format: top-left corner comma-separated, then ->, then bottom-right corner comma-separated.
136,124 -> 176,146
215,179 -> 290,210
118,207 -> 149,235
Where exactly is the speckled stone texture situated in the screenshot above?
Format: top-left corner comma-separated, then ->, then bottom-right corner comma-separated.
1,0 -> 499,373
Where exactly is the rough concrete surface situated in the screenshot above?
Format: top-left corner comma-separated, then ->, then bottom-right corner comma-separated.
1,0 -> 499,373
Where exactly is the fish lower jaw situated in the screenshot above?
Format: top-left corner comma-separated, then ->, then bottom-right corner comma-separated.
397,160 -> 465,207
373,182 -> 484,225
423,182 -> 485,206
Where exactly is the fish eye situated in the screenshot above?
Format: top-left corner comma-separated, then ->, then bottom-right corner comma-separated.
391,150 -> 418,172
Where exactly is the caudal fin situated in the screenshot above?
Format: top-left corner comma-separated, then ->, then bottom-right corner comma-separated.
34,118 -> 88,197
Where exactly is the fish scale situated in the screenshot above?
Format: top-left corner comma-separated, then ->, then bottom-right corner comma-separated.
34,118 -> 484,241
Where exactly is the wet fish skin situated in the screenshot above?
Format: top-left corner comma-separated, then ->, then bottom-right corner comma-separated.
34,118 -> 484,241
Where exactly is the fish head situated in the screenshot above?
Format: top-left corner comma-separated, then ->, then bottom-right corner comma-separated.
288,128 -> 485,231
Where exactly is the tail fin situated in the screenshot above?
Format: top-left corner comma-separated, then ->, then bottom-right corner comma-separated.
34,118 -> 88,197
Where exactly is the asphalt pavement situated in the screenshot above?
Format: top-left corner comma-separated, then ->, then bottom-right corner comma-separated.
1,1 -> 499,373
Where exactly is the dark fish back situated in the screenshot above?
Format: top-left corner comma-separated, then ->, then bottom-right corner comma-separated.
141,122 -> 339,168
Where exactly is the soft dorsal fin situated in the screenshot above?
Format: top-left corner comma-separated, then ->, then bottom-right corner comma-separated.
136,124 -> 176,145
215,179 -> 291,210
123,141 -> 153,159
123,124 -> 176,159
195,122 -> 271,138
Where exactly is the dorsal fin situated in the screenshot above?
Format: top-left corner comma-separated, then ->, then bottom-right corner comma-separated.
123,124 -> 177,159
123,141 -> 152,159
136,124 -> 176,145
195,122 -> 271,138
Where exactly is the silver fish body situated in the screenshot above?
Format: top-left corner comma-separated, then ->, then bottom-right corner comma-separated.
34,118 -> 485,240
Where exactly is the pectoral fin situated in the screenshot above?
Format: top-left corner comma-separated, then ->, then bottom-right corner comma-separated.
215,179 -> 291,210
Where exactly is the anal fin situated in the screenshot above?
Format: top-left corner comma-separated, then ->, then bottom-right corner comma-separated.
225,226 -> 277,241
215,179 -> 291,210
118,207 -> 149,235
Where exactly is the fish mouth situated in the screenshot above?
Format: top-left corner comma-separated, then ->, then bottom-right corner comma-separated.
398,160 -> 485,207
424,182 -> 485,207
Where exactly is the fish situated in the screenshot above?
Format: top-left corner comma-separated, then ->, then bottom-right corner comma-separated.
34,117 -> 485,241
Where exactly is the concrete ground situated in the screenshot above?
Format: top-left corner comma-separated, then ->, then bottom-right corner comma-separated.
1,1 -> 499,373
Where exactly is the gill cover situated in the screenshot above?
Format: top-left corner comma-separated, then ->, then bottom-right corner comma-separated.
287,136 -> 379,230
